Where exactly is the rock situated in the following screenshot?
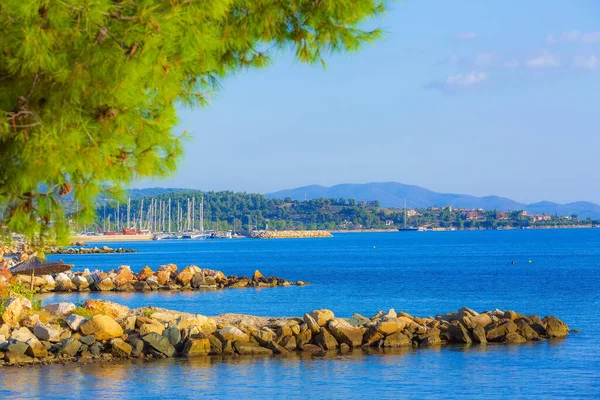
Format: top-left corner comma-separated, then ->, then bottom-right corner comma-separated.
10,327 -> 36,342
33,322 -> 61,342
55,273 -> 77,291
362,327 -> 385,346
384,308 -> 397,319
303,314 -> 321,333
83,299 -> 131,319
420,335 -> 442,346
137,266 -> 154,281
471,326 -> 487,343
42,275 -> 56,291
543,316 -> 569,338
265,341 -> 289,355
66,314 -> 87,331
5,351 -> 34,364
7,340 -> 29,354
375,318 -> 406,336
471,313 -> 493,328
295,328 -> 312,347
21,314 -> 40,329
327,318 -> 363,347
72,276 -> 90,290
96,277 -> 115,291
80,335 -> 96,346
446,322 -> 473,344
207,335 -> 223,355
140,323 -> 165,336
110,338 -> 132,357
1,297 -> 23,327
299,343 -> 324,353
146,276 -> 160,289
314,328 -> 338,350
383,331 -> 411,347
233,341 -> 273,356
348,313 -> 369,327
150,311 -> 181,324
309,309 -> 335,327
514,320 -> 539,340
80,315 -> 124,340
252,270 -> 264,281
128,337 -> 145,357
25,337 -> 48,358
504,310 -> 519,321
503,332 -> 527,344
156,270 -> 171,285
89,342 -> 103,356
133,281 -> 150,291
163,326 -> 181,346
279,335 -> 297,351
176,316 -> 216,334
43,302 -> 76,316
176,265 -> 201,286
251,328 -> 276,346
215,326 -> 250,343
59,337 -> 82,357
142,332 -> 176,357
182,337 -> 211,357
486,320 -> 518,342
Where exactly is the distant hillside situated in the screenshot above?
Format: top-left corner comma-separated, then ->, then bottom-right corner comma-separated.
266,182 -> 600,219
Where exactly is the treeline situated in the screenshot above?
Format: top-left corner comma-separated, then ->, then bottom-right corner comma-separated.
86,191 -> 386,232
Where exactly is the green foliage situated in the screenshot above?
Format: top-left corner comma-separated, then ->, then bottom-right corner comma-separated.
141,307 -> 155,318
72,306 -> 93,318
0,0 -> 389,246
0,280 -> 42,313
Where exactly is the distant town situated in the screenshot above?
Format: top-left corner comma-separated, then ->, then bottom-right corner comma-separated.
66,190 -> 598,236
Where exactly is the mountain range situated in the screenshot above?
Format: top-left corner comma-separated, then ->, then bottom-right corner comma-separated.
265,182 -> 600,219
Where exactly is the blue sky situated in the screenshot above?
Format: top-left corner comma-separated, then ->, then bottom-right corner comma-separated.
141,0 -> 600,204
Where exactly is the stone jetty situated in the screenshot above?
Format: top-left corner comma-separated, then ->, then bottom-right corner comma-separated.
0,299 -> 571,366
251,230 -> 333,239
13,265 -> 308,293
46,246 -> 136,255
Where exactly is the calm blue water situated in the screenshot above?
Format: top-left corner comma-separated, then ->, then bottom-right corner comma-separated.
3,230 -> 599,399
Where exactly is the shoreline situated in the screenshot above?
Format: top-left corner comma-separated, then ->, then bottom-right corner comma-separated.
0,298 -> 571,367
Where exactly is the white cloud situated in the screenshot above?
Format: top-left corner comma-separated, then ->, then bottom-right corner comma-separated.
425,71 -> 488,93
582,32 -> 600,44
547,30 -> 600,44
574,55 -> 599,70
503,59 -> 520,70
474,53 -> 494,68
526,52 -> 560,68
456,32 -> 477,40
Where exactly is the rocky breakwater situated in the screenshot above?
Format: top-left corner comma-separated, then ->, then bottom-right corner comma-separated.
46,246 -> 136,255
14,265 -> 308,293
0,300 -> 572,367
251,230 -> 333,239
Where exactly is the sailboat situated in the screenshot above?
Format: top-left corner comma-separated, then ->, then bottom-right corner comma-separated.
398,199 -> 419,232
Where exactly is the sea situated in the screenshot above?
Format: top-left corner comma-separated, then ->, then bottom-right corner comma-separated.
2,229 -> 599,399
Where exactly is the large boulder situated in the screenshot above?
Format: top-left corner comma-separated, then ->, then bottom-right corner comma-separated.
176,265 -> 202,286
314,328 -> 338,350
303,314 -> 321,334
308,309 -> 335,327
327,318 -> 363,347
114,265 -> 134,287
137,266 -> 154,281
80,315 -> 124,341
25,337 -> 48,358
55,273 -> 77,291
502,332 -> 527,344
182,337 -> 211,357
1,297 -> 23,327
471,326 -> 487,343
233,341 -> 273,356
515,319 -> 539,341
375,318 -> 406,336
110,338 -> 132,357
66,314 -> 86,331
215,326 -> 249,343
139,323 -> 165,336
33,322 -> 61,342
43,302 -> 76,316
72,276 -> 90,291
83,299 -> 131,319
486,320 -> 518,342
543,316 -> 569,338
142,332 -> 176,357
446,322 -> 473,344
96,277 -> 115,291
10,327 -> 36,342
175,315 -> 216,334
155,270 -> 171,285
383,331 -> 411,347
470,313 -> 493,328
250,328 -> 276,346
252,270 -> 264,281
59,337 -> 82,357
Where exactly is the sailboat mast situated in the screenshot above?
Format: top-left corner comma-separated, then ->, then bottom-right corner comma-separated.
127,198 -> 131,229
404,199 -> 407,228
200,196 -> 204,234
168,198 -> 172,233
